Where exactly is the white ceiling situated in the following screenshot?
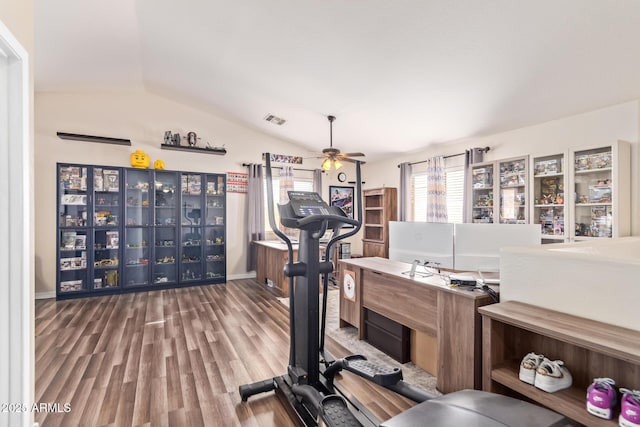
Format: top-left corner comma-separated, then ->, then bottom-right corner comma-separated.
35,0 -> 640,160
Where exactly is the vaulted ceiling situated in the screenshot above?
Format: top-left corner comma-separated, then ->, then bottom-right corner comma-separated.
35,0 -> 640,160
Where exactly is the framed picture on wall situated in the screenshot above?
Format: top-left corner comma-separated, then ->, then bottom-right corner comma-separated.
329,185 -> 355,227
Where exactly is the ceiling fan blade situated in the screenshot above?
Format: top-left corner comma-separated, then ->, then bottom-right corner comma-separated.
337,152 -> 365,157
339,157 -> 366,164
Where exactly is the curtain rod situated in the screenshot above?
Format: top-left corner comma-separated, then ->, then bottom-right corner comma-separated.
397,146 -> 490,168
242,163 -> 322,173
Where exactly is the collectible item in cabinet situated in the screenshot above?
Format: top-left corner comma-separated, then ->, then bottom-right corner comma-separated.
534,159 -> 559,175
472,168 -> 492,188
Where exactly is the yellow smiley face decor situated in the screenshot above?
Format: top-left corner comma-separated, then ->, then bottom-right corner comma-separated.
130,150 -> 150,169
154,159 -> 166,170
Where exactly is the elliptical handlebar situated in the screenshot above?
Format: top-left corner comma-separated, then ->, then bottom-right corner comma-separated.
264,153 -> 294,253
323,159 -> 363,261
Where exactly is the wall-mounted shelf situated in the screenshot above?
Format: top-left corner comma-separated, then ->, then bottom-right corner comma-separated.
57,132 -> 131,146
161,143 -> 226,155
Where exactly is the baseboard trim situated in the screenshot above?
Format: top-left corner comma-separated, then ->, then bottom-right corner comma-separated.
35,275 -> 256,299
227,272 -> 256,280
35,291 -> 56,300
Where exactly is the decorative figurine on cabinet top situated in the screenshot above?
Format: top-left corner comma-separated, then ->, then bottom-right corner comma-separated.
130,150 -> 150,169
187,131 -> 199,147
154,159 -> 166,170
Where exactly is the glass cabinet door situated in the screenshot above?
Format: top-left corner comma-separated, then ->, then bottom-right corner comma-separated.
181,173 -> 203,282
92,167 -> 122,291
498,157 -> 528,224
205,174 -> 225,281
154,171 -> 178,285
533,154 -> 566,242
470,163 -> 495,223
124,169 -> 151,227
124,169 -> 152,286
58,165 -> 89,293
124,227 -> 150,286
93,167 -> 120,228
573,146 -> 613,239
93,229 -> 120,290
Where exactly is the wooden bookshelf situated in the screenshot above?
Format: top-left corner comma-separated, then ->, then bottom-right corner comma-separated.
362,187 -> 397,257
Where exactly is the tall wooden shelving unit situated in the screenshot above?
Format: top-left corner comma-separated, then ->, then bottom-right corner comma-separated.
362,187 -> 397,258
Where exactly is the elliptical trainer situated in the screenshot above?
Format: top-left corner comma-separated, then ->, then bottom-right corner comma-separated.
239,153 -> 570,427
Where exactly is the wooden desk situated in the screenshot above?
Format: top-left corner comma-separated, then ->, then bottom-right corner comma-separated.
254,241 -> 298,297
338,257 -> 494,394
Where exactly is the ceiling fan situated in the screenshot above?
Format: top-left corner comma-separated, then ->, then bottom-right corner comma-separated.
317,115 -> 365,170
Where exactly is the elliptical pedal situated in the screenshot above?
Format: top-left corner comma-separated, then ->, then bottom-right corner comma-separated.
320,395 -> 362,427
343,357 -> 403,387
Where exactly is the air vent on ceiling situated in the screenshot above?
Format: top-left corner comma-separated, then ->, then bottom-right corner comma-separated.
264,114 -> 286,126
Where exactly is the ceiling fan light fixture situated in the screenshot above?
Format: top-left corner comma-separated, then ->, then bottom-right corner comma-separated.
321,158 -> 333,171
333,159 -> 343,170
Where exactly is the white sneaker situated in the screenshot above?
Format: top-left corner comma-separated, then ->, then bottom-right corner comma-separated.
534,358 -> 572,393
518,352 -> 545,385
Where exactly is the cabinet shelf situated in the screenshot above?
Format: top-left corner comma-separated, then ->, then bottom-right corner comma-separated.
534,204 -> 564,207
534,172 -> 564,178
491,361 -> 616,427
576,203 -> 613,207
575,167 -> 612,174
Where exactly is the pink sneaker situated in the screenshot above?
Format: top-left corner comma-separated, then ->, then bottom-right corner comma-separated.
586,377 -> 616,419
620,388 -> 640,427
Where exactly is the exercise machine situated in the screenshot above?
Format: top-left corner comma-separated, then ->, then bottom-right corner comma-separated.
239,153 -> 569,426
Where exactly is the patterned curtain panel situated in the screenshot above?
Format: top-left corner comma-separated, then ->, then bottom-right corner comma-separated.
427,156 -> 448,223
279,166 -> 296,238
246,164 -> 265,271
399,162 -> 412,221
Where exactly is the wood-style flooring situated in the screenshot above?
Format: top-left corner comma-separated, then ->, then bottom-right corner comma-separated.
35,279 -> 414,426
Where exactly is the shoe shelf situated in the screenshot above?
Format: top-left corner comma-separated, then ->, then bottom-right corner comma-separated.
491,360 -> 617,426
480,301 -> 640,427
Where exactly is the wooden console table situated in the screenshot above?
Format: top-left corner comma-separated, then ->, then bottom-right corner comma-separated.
480,301 -> 640,426
254,241 -> 298,297
338,257 -> 494,394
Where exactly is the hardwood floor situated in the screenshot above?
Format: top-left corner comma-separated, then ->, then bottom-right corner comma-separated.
35,280 -> 414,426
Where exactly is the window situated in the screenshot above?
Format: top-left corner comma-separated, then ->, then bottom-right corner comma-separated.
410,166 -> 464,223
264,177 -> 313,236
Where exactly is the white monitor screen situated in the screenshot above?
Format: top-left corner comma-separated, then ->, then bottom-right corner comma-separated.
454,223 -> 540,272
389,222 -> 454,269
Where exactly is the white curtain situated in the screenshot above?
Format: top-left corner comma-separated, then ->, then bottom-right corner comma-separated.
427,156 -> 448,222
246,164 -> 265,271
313,169 -> 322,194
399,162 -> 412,221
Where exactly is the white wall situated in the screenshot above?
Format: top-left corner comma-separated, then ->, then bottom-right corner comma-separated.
35,90 -> 339,294
364,100 -> 640,235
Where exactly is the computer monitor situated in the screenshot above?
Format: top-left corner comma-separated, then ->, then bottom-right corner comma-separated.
389,222 -> 454,269
453,223 -> 540,272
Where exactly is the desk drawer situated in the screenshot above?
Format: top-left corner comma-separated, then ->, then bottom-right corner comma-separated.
362,270 -> 437,335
